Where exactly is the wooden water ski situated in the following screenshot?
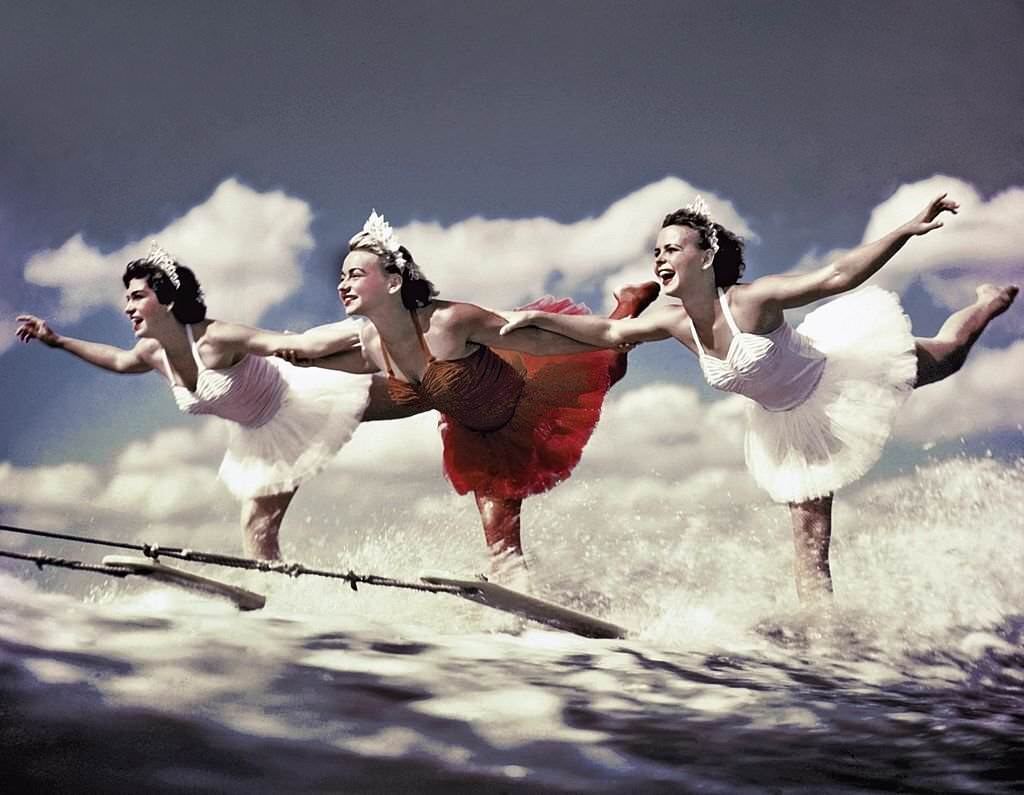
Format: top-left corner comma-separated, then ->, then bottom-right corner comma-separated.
102,555 -> 266,611
421,573 -> 628,639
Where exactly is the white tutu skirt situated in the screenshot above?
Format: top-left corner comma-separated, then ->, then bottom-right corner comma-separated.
218,360 -> 371,499
745,286 -> 917,503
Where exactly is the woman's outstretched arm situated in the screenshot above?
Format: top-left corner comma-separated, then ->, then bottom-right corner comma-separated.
209,319 -> 363,359
282,347 -> 380,374
496,304 -> 678,347
751,193 -> 958,310
457,303 -> 625,354
15,314 -> 153,374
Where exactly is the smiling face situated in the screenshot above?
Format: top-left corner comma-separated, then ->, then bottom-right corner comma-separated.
337,249 -> 401,317
123,277 -> 170,337
653,225 -> 708,296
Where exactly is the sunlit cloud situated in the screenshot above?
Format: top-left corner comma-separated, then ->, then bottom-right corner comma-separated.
788,176 -> 1024,327
396,177 -> 756,312
581,382 -> 748,476
0,298 -> 17,355
22,178 -> 314,325
0,461 -> 101,509
896,340 -> 1024,443
5,175 -> 1022,566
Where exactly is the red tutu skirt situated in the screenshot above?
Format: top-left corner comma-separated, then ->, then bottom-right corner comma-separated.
439,297 -> 620,500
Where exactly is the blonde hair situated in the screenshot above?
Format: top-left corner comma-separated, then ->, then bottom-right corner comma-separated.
347,232 -> 438,309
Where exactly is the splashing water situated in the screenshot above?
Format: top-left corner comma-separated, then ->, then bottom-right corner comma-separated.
2,457 -> 1022,792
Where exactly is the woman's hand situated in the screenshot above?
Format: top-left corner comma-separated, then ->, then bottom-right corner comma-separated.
903,193 -> 959,236
273,330 -> 315,366
497,310 -> 537,336
16,314 -> 60,347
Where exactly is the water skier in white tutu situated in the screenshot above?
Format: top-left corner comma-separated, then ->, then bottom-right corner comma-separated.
499,194 -> 1018,601
16,243 -> 416,560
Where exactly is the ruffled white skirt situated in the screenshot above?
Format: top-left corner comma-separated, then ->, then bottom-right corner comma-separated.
745,286 -> 917,503
218,359 -> 371,499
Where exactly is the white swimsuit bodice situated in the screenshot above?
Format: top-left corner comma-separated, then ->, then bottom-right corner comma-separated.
161,326 -> 286,427
690,289 -> 826,412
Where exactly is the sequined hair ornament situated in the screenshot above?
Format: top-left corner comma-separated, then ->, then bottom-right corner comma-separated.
142,241 -> 205,305
684,195 -> 719,270
144,241 -> 181,289
359,210 -> 432,285
361,210 -> 408,270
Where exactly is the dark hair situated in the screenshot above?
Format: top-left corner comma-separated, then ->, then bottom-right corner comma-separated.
661,209 -> 746,288
122,259 -> 208,323
384,245 -> 437,309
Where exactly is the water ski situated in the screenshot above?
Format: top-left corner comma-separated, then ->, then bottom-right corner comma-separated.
102,555 -> 266,611
421,573 -> 629,639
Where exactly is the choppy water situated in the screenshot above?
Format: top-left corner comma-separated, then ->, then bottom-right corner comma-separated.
3,458 -> 1023,793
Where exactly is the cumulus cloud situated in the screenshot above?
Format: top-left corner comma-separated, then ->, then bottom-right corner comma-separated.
114,423 -> 226,473
330,412 -> 443,481
0,298 -> 18,355
0,461 -> 102,509
895,340 -> 1024,444
397,177 -> 756,311
581,382 -> 749,477
790,176 -> 1024,323
22,178 -> 314,325
5,175 -> 1021,568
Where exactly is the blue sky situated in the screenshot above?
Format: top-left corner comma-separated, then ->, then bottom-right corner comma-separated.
1,1 -> 1022,558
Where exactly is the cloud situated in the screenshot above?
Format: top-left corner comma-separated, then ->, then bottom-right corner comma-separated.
580,382 -> 749,477
330,412 -> 443,481
90,420 -> 229,522
114,423 -> 226,472
5,175 -> 1022,569
896,340 -> 1024,443
396,177 -> 756,311
791,176 -> 1024,323
22,178 -> 314,325
0,461 -> 102,509
0,298 -> 15,355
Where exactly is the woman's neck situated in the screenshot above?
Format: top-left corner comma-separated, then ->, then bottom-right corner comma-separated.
365,300 -> 418,346
676,276 -> 719,329
151,317 -> 192,356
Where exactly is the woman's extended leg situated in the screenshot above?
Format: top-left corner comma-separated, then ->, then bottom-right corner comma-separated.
914,284 -> 1018,387
788,495 -> 834,603
474,493 -> 524,556
240,489 -> 298,560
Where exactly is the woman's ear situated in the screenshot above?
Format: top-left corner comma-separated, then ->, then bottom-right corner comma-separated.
386,274 -> 403,296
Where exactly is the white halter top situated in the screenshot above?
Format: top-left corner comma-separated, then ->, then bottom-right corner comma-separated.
161,325 -> 286,427
690,289 -> 826,412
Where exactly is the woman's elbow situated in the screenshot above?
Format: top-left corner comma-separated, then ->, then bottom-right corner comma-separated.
822,264 -> 856,294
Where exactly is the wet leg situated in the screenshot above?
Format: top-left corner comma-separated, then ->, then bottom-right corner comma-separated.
240,489 -> 297,560
915,284 -> 1018,387
789,495 -> 834,603
474,493 -> 524,557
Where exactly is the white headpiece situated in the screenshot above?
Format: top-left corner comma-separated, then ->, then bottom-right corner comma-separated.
361,210 -> 407,271
144,240 -> 181,289
683,195 -> 719,257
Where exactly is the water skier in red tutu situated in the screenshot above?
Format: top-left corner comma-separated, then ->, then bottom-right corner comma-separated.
280,212 -> 657,572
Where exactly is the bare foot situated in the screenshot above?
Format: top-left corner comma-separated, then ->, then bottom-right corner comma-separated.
975,283 -> 1018,320
612,281 -> 660,319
